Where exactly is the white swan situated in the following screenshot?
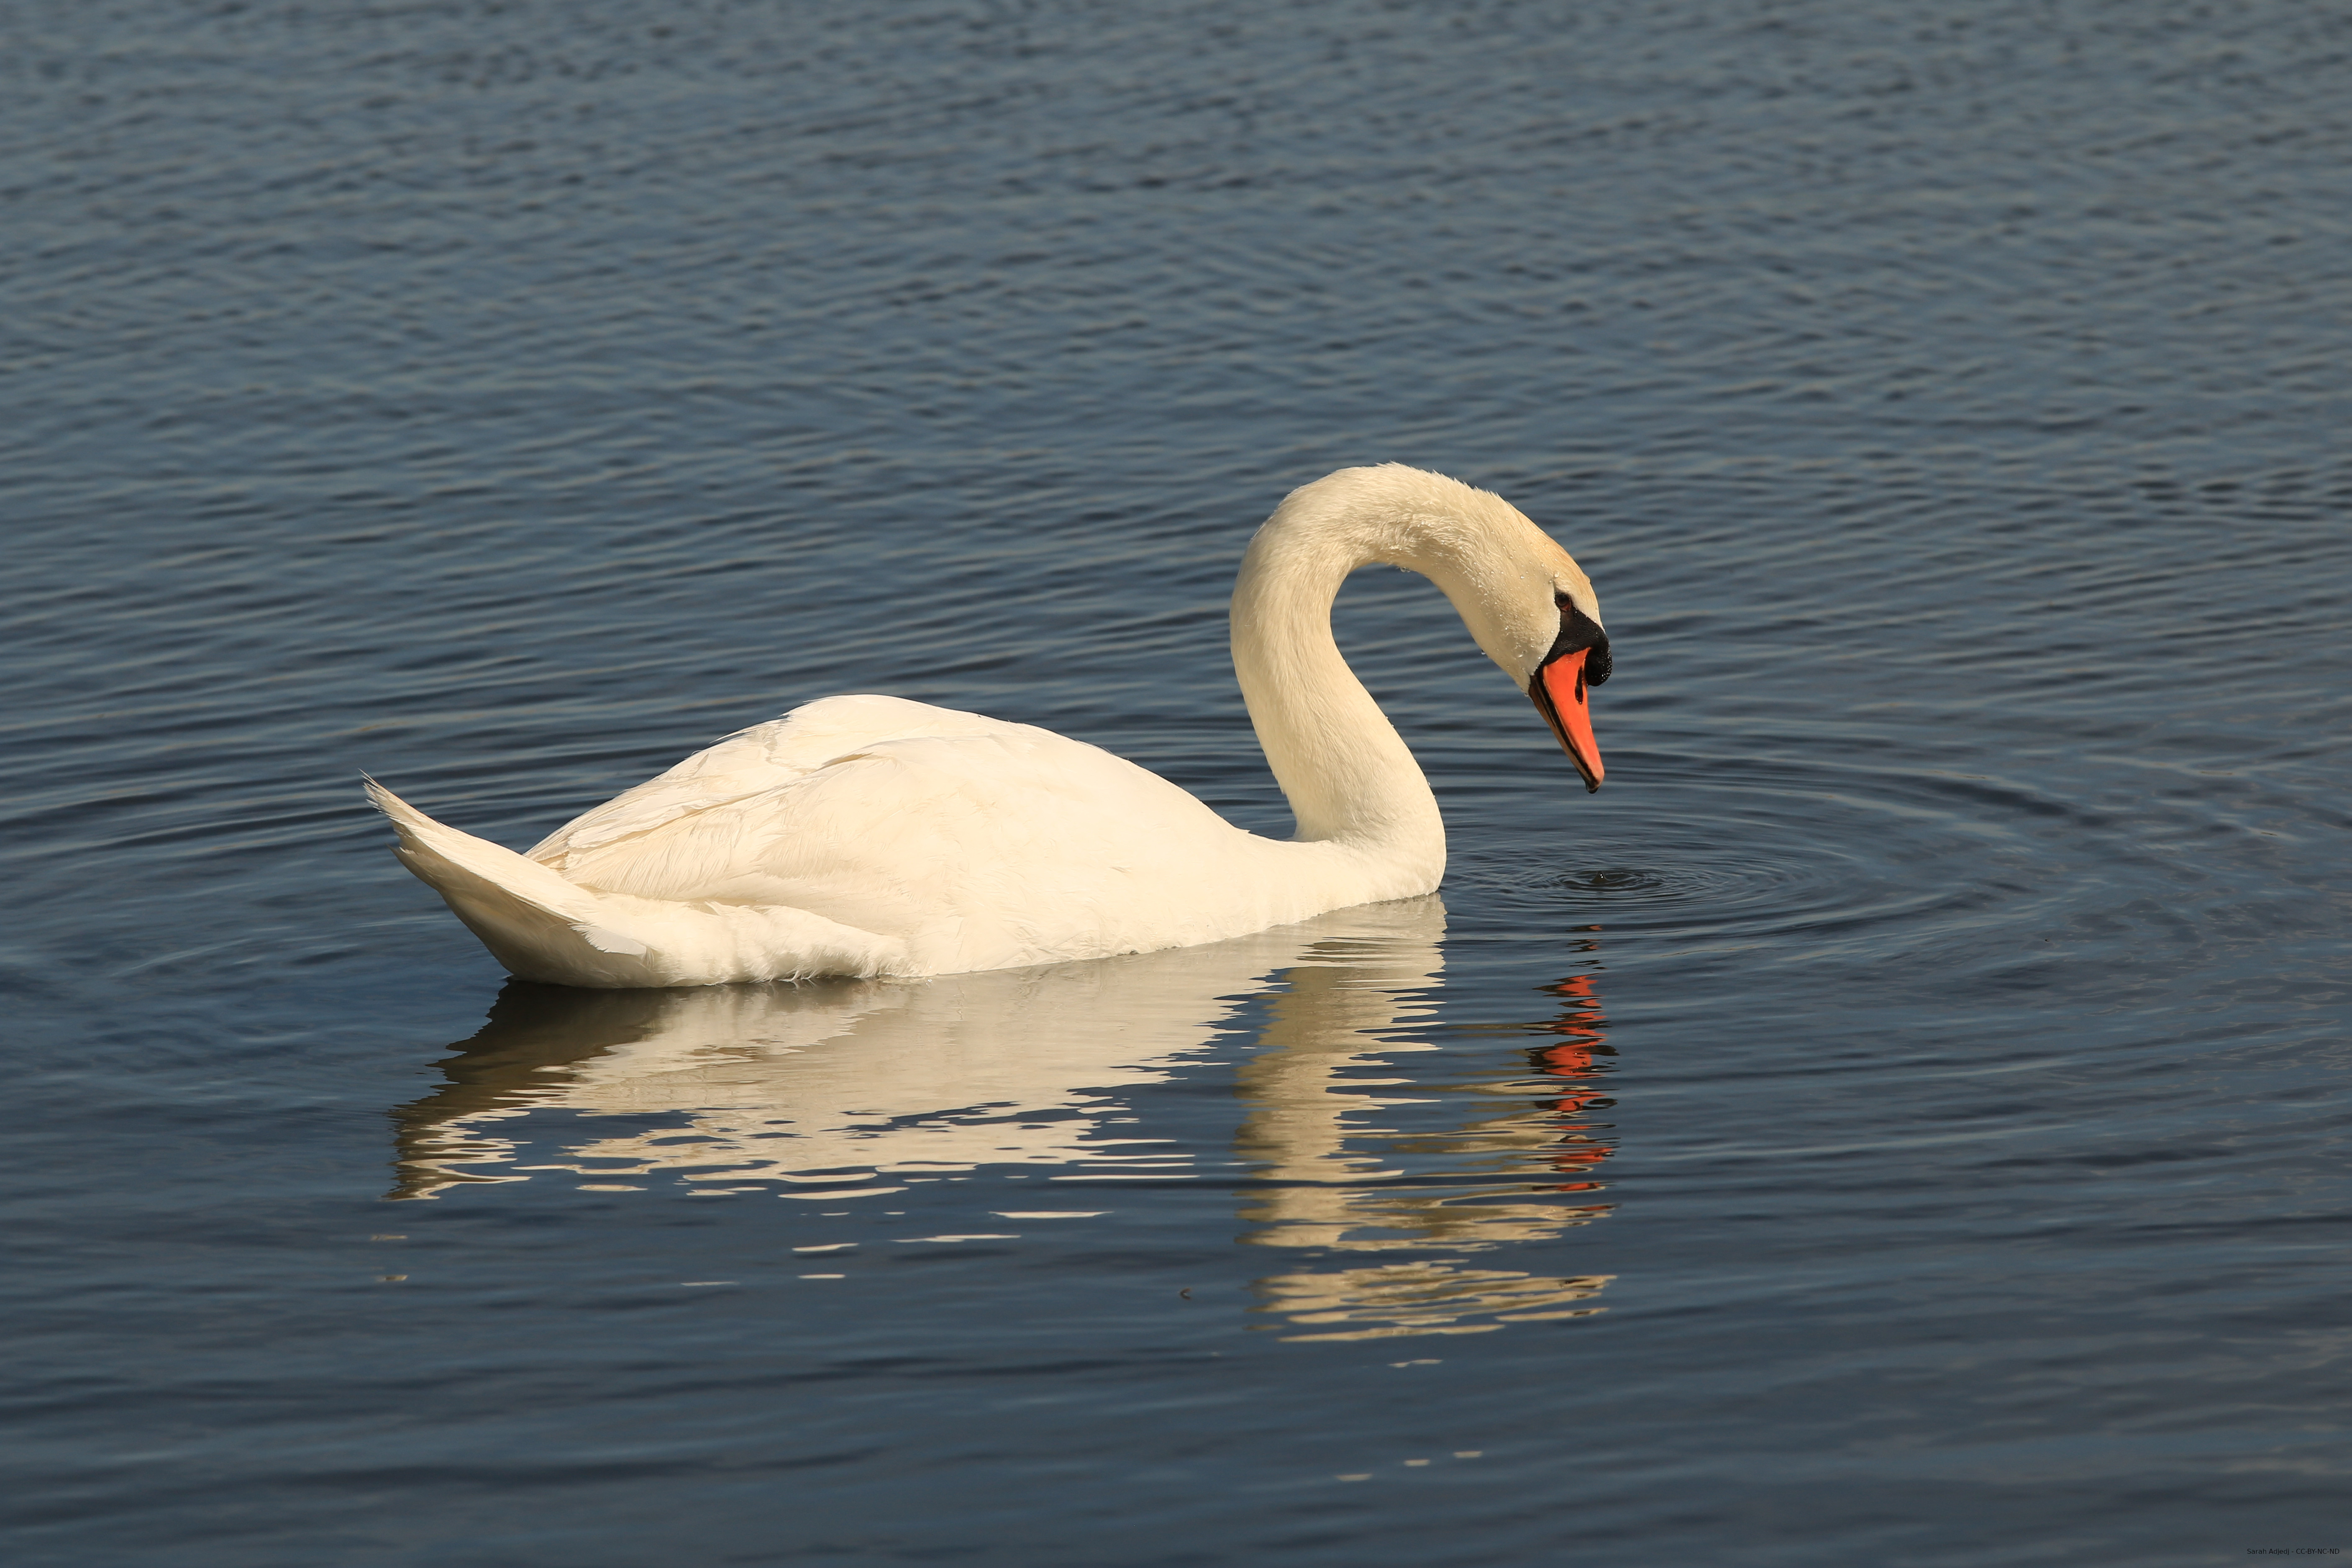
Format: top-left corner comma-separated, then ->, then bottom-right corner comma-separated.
369,463 -> 1610,987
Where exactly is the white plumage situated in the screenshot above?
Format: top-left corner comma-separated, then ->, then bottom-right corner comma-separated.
371,463 -> 1607,987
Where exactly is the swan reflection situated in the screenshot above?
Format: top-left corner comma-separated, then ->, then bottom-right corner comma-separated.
1235,937 -> 1617,1340
391,899 -> 1619,1339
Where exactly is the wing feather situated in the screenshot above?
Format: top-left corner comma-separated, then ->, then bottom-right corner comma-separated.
536,700 -> 1255,973
526,694 -> 1019,869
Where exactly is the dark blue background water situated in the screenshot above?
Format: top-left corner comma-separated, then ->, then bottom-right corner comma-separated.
6,2 -> 2348,1563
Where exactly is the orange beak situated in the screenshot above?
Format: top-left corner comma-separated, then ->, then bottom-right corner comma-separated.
1530,647 -> 1604,793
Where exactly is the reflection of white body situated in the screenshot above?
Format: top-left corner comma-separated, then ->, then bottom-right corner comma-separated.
369,464 -> 1607,985
394,896 -> 1614,1340
394,899 -> 1448,1200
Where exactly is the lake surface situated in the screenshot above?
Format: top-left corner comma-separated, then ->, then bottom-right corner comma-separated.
5,1 -> 2349,1563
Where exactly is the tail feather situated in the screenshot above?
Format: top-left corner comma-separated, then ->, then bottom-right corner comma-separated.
367,779 -> 602,920
365,778 -> 899,986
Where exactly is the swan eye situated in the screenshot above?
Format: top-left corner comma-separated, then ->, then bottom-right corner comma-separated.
1544,597 -> 1611,686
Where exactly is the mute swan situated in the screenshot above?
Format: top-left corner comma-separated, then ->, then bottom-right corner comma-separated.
369,463 -> 1610,987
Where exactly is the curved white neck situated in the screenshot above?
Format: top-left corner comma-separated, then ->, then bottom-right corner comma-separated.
1231,528 -> 1442,861
1229,466 -> 1585,878
1228,488 -> 1490,869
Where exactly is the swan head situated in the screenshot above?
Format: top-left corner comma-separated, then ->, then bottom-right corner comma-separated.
1357,467 -> 1613,794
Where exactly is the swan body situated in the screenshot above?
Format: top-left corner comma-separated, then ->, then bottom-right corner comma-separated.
372,463 -> 1610,987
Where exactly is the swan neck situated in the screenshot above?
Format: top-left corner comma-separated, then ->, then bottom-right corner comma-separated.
1229,507 -> 1445,858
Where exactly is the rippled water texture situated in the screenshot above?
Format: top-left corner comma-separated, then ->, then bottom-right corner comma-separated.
6,2 -> 2350,1564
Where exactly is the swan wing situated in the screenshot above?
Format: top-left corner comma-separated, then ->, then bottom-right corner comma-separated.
525,694 -> 1020,868
535,699 -> 1268,973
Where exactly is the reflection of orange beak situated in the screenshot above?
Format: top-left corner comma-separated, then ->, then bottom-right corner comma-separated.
1530,648 -> 1604,793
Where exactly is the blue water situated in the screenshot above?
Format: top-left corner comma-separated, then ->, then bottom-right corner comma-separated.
6,2 -> 2349,1563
